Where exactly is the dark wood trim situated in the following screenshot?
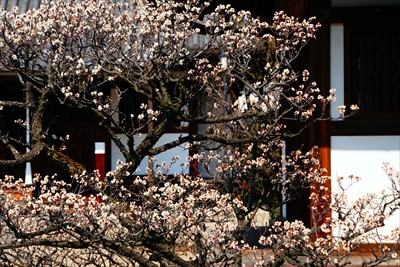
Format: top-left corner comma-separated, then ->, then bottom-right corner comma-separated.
351,242 -> 400,255
331,119 -> 400,135
322,6 -> 400,23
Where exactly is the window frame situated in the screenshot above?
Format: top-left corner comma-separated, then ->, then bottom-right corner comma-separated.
331,22 -> 400,135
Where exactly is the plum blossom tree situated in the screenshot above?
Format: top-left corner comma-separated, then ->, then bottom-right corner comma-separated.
2,0 -> 396,267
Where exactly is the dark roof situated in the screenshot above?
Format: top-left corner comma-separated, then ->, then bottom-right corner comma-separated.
2,0 -> 46,12
2,0 -> 275,22
1,0 -> 133,12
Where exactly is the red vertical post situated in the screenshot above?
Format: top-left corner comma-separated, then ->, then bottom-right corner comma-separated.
95,142 -> 106,181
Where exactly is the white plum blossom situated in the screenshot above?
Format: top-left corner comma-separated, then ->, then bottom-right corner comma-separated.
234,94 -> 248,112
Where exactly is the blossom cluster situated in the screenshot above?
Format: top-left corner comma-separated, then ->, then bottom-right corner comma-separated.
0,162 -> 250,266
2,160 -> 399,267
251,165 -> 400,267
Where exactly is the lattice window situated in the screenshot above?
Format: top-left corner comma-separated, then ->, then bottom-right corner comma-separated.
118,89 -> 182,133
345,25 -> 400,115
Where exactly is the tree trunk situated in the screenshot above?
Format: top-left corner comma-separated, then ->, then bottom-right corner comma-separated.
233,213 -> 248,267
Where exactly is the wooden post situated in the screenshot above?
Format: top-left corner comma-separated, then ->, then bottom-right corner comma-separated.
25,88 -> 32,185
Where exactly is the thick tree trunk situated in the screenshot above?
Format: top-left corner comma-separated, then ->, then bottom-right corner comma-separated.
42,144 -> 86,175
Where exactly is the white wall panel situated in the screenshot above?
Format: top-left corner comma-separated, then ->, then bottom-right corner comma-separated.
330,24 -> 345,120
111,134 -> 189,175
331,136 -> 400,236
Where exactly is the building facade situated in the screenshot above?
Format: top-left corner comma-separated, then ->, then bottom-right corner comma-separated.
276,0 -> 400,229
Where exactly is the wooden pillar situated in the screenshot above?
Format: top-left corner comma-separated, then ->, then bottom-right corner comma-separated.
307,23 -> 332,231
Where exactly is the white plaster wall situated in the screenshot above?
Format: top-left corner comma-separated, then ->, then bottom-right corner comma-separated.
331,136 -> 400,236
329,22 -> 400,237
111,134 -> 189,175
